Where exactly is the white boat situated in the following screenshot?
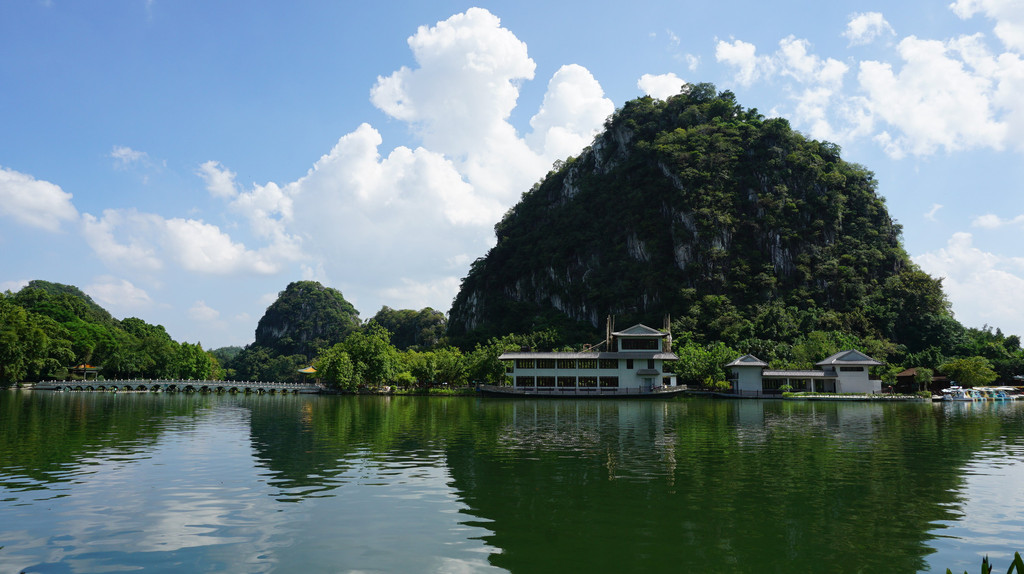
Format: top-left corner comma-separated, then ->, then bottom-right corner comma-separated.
942,385 -> 975,401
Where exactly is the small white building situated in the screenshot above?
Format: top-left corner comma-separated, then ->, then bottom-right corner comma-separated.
726,349 -> 883,397
499,323 -> 679,395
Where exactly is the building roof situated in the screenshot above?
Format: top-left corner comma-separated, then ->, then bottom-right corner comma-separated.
611,324 -> 666,338
725,354 -> 768,368
815,349 -> 883,367
763,370 -> 832,378
499,351 -> 678,360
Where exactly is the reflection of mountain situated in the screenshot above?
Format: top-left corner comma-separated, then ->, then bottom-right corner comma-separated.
442,399 -> 1005,573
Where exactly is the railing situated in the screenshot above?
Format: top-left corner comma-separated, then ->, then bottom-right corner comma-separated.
479,384 -> 682,396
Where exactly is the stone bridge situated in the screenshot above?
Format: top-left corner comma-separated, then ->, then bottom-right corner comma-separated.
30,379 -> 321,394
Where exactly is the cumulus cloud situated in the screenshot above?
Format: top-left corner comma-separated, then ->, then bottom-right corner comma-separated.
715,39 -> 772,86
85,276 -> 153,312
951,0 -> 1024,51
716,9 -> 1024,157
0,166 -> 79,232
716,36 -> 852,142
858,34 -> 1008,158
82,208 -> 300,275
528,64 -> 615,161
844,12 -> 896,46
637,73 -> 686,100
915,232 -> 1024,333
61,8 -> 614,322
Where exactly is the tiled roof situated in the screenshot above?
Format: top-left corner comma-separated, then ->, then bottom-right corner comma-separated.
725,354 -> 768,367
816,349 -> 882,367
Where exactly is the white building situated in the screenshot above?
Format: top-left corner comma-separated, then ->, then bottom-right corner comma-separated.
498,323 -> 679,395
726,349 -> 883,397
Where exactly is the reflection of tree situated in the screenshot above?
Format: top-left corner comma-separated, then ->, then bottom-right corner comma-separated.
246,395 -> 481,497
0,392 -> 206,487
443,399 -> 1012,573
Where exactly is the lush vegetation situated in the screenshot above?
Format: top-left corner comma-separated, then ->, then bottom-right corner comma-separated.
3,88 -> 1022,389
445,83 -> 1023,384
1,281 -> 222,384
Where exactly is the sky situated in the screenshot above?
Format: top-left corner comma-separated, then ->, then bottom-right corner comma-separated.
2,0 -> 1024,349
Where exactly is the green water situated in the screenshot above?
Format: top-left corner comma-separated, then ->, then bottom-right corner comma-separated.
2,391 -> 1023,573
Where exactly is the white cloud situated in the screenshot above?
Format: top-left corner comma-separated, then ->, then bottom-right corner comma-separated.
187,300 -> 220,322
85,276 -> 153,313
717,19 -> 1024,157
50,8 -> 616,326
0,166 -> 79,232
82,210 -> 164,270
529,64 -> 615,161
858,35 -> 1007,157
844,12 -> 896,46
82,208 -> 300,275
951,0 -> 1024,52
198,161 -> 238,199
925,203 -> 944,221
715,39 -> 772,86
915,232 -> 1024,334
972,213 -> 1024,228
637,73 -> 686,100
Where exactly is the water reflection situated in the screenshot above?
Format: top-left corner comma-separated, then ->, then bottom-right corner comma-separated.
3,391 -> 1024,573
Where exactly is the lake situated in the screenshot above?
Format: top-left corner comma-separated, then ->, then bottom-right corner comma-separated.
2,391 -> 1023,573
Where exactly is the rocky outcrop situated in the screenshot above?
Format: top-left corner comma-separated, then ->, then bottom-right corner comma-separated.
448,85 -> 940,348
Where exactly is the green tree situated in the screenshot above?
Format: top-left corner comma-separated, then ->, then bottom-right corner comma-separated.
341,322 -> 402,387
313,344 -> 356,390
670,338 -> 738,387
914,367 -> 934,392
0,297 -> 74,383
939,356 -> 998,387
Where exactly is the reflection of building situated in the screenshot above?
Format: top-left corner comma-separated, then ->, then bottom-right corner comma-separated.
726,350 -> 883,397
497,323 -> 679,396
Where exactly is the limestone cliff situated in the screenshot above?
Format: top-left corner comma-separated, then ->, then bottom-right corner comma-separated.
448,84 -> 951,351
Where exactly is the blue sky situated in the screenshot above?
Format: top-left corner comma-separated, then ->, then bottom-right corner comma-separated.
2,0 -> 1023,349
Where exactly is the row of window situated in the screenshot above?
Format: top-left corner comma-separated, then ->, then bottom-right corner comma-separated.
515,376 -> 620,388
513,359 -> 656,370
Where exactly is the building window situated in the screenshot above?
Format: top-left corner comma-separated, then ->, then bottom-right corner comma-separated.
537,376 -> 555,387
537,359 -> 556,369
626,359 -> 634,369
578,376 -> 597,387
557,376 -> 576,387
599,376 -> 619,388
599,359 -> 618,369
515,359 -> 535,369
839,366 -> 864,372
577,359 -> 598,369
647,359 -> 655,370
621,339 -> 659,350
557,359 -> 576,369
516,376 -> 535,387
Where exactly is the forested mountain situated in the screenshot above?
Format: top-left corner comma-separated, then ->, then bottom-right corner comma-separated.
253,281 -> 361,358
448,84 -> 959,362
1,280 -> 219,383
